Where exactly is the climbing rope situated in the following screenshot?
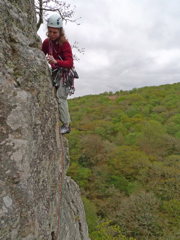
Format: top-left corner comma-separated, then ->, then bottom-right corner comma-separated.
50,67 -> 67,240
55,127 -> 65,240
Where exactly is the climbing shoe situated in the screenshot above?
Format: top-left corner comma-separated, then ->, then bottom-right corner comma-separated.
60,125 -> 71,135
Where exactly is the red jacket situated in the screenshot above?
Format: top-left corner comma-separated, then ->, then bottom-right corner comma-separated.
42,38 -> 73,69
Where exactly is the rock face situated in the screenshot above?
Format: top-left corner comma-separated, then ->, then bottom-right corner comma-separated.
0,0 -> 90,239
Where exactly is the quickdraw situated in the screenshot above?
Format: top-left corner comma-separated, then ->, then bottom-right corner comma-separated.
51,67 -> 75,95
62,68 -> 75,95
51,68 -> 62,88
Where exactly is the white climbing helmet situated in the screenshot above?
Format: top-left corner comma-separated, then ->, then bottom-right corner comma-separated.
47,14 -> 63,28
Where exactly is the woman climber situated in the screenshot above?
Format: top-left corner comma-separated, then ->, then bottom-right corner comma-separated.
42,14 -> 73,134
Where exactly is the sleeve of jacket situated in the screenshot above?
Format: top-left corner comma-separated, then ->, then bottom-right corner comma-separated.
56,42 -> 74,69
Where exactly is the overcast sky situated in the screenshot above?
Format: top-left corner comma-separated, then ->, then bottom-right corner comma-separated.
38,0 -> 180,98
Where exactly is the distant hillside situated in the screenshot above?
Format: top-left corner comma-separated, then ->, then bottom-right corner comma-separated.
67,83 -> 180,240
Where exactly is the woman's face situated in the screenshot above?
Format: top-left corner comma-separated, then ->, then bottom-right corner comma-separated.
48,27 -> 60,41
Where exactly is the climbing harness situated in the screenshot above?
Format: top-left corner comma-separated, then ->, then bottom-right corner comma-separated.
49,41 -> 79,96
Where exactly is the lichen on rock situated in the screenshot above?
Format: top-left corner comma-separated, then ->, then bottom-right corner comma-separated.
0,0 -> 90,239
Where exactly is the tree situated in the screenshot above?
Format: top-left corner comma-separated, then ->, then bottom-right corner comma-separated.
35,0 -> 78,30
137,120 -> 166,155
90,220 -> 137,240
115,191 -> 161,239
82,197 -> 98,234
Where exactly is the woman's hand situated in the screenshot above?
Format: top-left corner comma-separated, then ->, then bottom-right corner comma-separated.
46,55 -> 57,64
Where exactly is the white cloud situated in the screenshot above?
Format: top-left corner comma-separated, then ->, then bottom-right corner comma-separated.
38,0 -> 180,98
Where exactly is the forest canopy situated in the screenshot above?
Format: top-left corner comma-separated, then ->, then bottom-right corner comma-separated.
67,83 -> 180,240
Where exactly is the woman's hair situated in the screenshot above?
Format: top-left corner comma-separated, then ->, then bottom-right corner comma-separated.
47,27 -> 67,45
57,27 -> 67,45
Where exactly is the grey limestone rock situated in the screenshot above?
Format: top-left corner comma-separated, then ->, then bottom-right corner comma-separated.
0,0 -> 90,239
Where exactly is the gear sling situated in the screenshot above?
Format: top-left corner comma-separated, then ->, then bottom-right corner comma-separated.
49,41 -> 79,95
